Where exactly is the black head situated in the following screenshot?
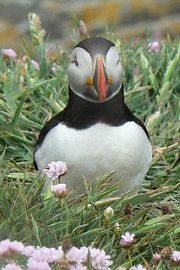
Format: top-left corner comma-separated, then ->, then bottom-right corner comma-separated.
75,37 -> 114,57
68,37 -> 123,103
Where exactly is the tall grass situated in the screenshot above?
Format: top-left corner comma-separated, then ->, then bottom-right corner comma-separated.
0,14 -> 179,269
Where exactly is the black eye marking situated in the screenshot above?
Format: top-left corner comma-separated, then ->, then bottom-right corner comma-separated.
117,58 -> 120,65
71,54 -> 79,66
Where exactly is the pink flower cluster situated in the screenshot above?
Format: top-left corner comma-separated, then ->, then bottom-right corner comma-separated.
22,245 -> 64,269
43,161 -> 68,198
0,239 -> 24,257
152,250 -> 180,265
31,59 -> 40,70
27,258 -> 51,270
171,250 -> 180,263
23,245 -> 64,262
90,247 -> 112,270
0,239 -> 112,270
0,238 -> 179,269
66,246 -> 112,270
1,263 -> 23,270
148,41 -> 160,53
120,232 -> 135,248
1,48 -> 17,59
43,161 -> 67,180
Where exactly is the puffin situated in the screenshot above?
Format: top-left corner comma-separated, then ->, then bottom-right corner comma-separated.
34,37 -> 152,194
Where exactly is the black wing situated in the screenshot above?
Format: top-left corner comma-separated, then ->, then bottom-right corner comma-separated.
33,112 -> 64,170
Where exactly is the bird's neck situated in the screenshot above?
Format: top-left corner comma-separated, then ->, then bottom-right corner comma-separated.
63,85 -> 132,129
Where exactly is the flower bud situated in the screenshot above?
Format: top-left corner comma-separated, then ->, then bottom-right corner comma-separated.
114,222 -> 120,235
51,183 -> 68,199
123,203 -> 133,215
31,59 -> 39,70
153,253 -> 161,265
147,110 -> 160,129
148,41 -> 160,53
160,246 -> 173,260
161,204 -> 172,215
104,207 -> 114,220
79,20 -> 88,37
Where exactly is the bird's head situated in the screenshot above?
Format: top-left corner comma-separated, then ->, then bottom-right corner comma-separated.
68,37 -> 123,103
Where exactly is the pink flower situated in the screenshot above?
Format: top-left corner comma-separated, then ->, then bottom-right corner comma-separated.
66,246 -> 88,264
70,264 -> 87,270
1,48 -> 17,59
90,247 -> 112,270
30,246 -> 64,263
148,41 -> 160,53
31,59 -> 39,70
43,161 -> 67,180
51,183 -> 68,198
153,253 -> 161,265
66,246 -> 112,270
1,263 -> 23,270
130,265 -> 146,270
171,250 -> 180,263
120,232 -> 135,248
0,239 -> 24,257
27,258 -> 51,270
22,245 -> 35,257
79,20 -> 88,36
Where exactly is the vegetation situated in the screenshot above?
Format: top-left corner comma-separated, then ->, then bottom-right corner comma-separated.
0,14 -> 179,269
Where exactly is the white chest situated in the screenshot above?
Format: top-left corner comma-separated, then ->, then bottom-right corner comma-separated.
35,121 -> 152,193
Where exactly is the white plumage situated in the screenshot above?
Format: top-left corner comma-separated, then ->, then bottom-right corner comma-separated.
34,121 -> 152,194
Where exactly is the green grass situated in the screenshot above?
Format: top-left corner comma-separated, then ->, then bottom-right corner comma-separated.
0,15 -> 179,269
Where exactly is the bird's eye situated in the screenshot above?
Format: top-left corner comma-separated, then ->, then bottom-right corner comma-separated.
71,54 -> 79,66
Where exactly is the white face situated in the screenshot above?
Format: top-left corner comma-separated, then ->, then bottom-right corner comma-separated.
68,46 -> 123,102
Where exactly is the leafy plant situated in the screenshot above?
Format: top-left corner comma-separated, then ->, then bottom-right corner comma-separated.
0,13 -> 179,270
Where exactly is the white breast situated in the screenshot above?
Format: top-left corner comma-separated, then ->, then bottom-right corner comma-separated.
34,122 -> 152,194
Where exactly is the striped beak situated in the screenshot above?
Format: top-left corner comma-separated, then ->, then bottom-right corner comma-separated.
93,56 -> 108,101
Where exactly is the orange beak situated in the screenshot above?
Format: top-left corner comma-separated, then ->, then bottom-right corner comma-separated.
93,56 -> 108,101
